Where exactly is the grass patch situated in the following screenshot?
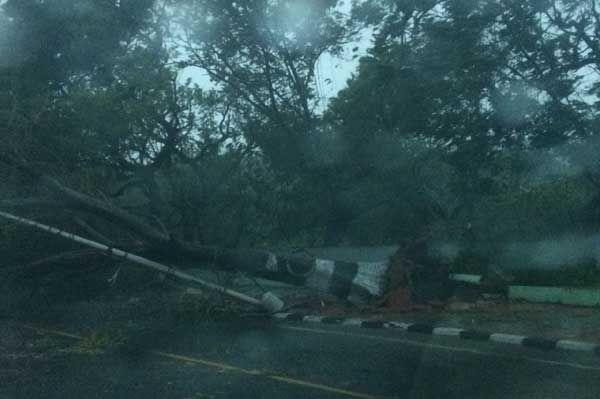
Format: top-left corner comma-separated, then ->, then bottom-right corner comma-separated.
509,259 -> 600,287
68,329 -> 127,355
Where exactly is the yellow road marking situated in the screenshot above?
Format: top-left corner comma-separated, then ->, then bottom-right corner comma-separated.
152,351 -> 263,375
22,324 -> 83,340
154,351 -> 380,399
281,325 -> 600,372
19,324 -> 382,399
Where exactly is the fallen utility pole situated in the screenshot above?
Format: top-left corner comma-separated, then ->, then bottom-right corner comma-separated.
0,211 -> 284,312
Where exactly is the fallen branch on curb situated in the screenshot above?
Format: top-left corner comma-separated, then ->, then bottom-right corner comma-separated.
0,210 -> 284,313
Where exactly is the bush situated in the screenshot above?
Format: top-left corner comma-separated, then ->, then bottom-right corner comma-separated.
509,258 -> 600,287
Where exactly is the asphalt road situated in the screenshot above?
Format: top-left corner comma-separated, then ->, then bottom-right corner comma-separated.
3,319 -> 600,399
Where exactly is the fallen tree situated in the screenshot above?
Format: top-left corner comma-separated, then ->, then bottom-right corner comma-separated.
0,209 -> 390,306
0,154 -> 389,304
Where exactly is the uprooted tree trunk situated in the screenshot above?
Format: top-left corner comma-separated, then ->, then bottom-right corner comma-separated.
386,237 -> 452,306
0,156 -> 389,304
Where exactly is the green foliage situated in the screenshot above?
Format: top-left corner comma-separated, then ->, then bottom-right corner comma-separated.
2,0 -> 153,85
2,0 -> 600,280
510,259 -> 600,288
175,0 -> 348,172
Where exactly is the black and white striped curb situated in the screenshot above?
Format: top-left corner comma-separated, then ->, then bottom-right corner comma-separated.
273,312 -> 600,356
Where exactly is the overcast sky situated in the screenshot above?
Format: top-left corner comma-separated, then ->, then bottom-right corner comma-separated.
177,1 -> 374,111
176,37 -> 372,107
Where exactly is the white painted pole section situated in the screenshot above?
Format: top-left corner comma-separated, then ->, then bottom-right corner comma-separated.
449,274 -> 482,284
489,333 -> 525,345
385,321 -> 412,330
0,210 -> 281,310
342,318 -> 364,326
556,340 -> 598,352
304,259 -> 335,292
432,327 -> 464,336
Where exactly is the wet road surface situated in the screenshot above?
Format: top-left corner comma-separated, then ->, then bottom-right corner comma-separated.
2,318 -> 600,399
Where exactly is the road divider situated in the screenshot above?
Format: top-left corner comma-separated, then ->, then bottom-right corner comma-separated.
273,312 -> 600,356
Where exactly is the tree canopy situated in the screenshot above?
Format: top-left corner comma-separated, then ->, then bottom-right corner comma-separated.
2,0 -> 600,274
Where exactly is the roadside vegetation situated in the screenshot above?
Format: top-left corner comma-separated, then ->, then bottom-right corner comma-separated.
2,0 -> 600,304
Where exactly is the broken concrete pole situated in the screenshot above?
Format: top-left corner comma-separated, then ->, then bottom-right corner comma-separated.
0,211 -> 284,312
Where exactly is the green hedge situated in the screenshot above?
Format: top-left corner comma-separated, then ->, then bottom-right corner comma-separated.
508,259 -> 600,287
